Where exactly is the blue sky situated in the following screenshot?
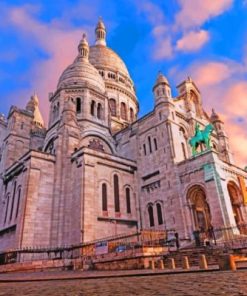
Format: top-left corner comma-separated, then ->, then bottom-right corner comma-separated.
0,0 -> 247,165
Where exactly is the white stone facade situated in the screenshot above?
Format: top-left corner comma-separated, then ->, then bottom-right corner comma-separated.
0,20 -> 247,251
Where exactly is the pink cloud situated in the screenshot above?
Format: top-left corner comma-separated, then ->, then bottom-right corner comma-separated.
4,5 -> 96,124
136,1 -> 165,26
224,82 -> 247,117
176,30 -> 210,52
152,36 -> 173,60
189,62 -> 234,87
175,0 -> 233,29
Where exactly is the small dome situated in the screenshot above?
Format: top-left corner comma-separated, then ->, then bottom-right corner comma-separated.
57,35 -> 105,93
26,94 -> 44,128
155,72 -> 169,86
96,17 -> 106,30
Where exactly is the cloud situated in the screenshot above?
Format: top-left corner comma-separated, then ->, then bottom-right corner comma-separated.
175,0 -> 233,29
189,61 -> 235,87
135,1 -> 173,59
136,1 -> 165,26
224,82 -> 247,118
153,37 -> 173,60
138,0 -> 233,60
176,30 -> 210,52
2,4 -> 96,123
152,25 -> 173,59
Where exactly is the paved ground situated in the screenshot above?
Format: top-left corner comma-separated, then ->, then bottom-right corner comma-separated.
0,270 -> 247,295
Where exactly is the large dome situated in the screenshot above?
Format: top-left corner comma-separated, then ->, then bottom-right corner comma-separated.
89,45 -> 130,77
88,18 -> 137,102
57,35 -> 105,93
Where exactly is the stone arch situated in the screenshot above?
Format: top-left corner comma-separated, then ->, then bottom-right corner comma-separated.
227,181 -> 244,232
190,90 -> 201,117
187,185 -> 211,232
44,136 -> 56,154
80,133 -> 114,154
179,125 -> 188,138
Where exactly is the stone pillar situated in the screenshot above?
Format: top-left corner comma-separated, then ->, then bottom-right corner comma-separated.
168,258 -> 176,269
182,256 -> 190,270
158,259 -> 164,269
150,259 -> 155,270
199,254 -> 208,269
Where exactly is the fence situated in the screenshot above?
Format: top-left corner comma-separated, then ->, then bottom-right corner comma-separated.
194,224 -> 247,250
0,229 -> 168,265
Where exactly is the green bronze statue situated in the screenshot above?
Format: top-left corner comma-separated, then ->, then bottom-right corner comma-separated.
189,123 -> 214,156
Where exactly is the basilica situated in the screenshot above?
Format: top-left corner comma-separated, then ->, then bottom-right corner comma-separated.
0,19 -> 247,251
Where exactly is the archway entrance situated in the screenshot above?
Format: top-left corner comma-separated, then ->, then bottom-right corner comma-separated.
227,181 -> 246,234
187,185 -> 211,233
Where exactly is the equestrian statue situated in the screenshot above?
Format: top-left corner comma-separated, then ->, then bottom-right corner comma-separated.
189,123 -> 214,156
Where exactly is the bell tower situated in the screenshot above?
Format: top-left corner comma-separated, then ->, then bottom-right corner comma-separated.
210,109 -> 233,163
95,17 -> 106,46
153,72 -> 172,107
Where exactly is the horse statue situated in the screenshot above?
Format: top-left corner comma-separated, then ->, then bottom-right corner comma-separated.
189,123 -> 214,156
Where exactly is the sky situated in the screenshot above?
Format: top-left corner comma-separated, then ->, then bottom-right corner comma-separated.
0,0 -> 247,167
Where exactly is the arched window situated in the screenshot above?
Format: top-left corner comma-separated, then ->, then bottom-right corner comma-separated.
120,102 -> 127,120
187,185 -> 211,232
154,138 -> 158,151
130,108 -> 134,122
53,105 -> 56,121
148,136 -> 152,153
143,144 -> 146,156
109,99 -> 117,116
9,181 -> 17,222
227,182 -> 244,233
156,203 -> 163,225
91,100 -> 95,116
148,205 -> 154,227
15,187 -> 21,218
114,174 -> 120,212
190,91 -> 201,117
182,143 -> 187,159
97,103 -> 103,119
126,188 -> 131,214
57,102 -> 60,118
4,194 -> 10,224
102,183 -> 107,212
76,98 -> 81,113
